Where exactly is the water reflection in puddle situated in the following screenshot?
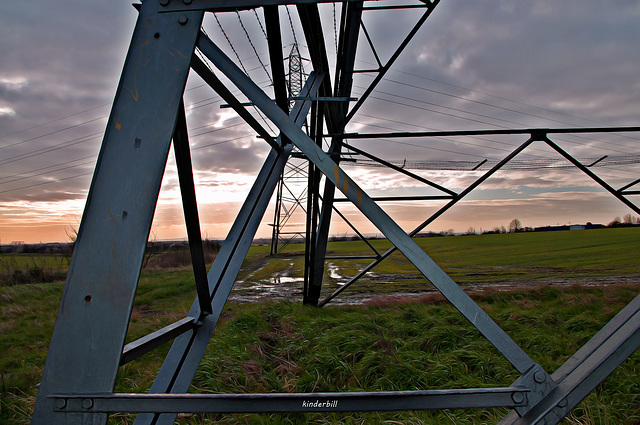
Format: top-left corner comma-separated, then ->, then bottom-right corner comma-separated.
230,275 -> 305,303
327,262 -> 347,285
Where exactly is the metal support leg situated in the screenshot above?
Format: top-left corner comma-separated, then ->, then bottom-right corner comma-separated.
31,3 -> 204,424
306,1 -> 363,305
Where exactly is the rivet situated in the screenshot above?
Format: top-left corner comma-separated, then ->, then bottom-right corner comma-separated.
159,0 -> 170,6
134,137 -> 142,149
178,16 -> 189,25
82,398 -> 94,410
511,391 -> 526,405
558,398 -> 568,408
54,398 -> 67,409
534,370 -> 546,384
84,295 -> 92,303
154,33 -> 160,39
122,211 -> 128,220
183,0 -> 192,4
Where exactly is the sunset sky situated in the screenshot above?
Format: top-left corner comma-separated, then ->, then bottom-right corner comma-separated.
1,0 -> 639,244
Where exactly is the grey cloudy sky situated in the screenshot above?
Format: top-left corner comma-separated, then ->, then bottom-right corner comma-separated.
1,0 -> 639,243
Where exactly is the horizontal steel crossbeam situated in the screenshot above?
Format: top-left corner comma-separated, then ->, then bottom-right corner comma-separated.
340,125 -> 640,139
51,387 -> 529,413
160,0 -> 368,13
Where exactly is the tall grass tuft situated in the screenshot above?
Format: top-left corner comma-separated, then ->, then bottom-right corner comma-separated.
143,239 -> 221,270
0,256 -> 67,286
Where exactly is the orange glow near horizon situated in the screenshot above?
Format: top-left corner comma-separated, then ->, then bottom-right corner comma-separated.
2,190 -> 634,245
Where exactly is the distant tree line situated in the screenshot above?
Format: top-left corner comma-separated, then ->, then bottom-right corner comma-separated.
608,214 -> 640,227
465,215 -> 640,236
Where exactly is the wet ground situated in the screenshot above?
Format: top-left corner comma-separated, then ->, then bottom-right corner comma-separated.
227,259 -> 640,306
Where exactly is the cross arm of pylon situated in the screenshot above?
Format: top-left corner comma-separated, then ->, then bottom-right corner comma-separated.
159,0 -> 369,13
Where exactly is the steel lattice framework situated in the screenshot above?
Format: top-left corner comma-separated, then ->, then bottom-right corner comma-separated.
32,1 -> 639,424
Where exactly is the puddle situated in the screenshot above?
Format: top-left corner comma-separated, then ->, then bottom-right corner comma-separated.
230,275 -> 305,303
326,262 -> 348,285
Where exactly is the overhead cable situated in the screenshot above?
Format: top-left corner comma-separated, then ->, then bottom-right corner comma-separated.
236,10 -> 273,84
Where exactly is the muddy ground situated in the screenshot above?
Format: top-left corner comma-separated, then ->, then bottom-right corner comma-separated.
228,257 -> 640,306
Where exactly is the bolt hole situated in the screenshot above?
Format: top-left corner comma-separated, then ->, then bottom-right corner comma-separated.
84,295 -> 92,303
154,32 -> 160,39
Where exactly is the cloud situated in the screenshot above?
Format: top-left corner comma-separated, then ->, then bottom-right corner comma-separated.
0,107 -> 16,117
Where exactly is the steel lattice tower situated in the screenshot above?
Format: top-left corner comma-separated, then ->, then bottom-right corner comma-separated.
31,1 -> 639,424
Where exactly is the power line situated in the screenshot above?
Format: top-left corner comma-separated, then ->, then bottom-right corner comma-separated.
355,58 -> 640,148
353,112 -> 550,159
384,78 -> 579,128
252,8 -> 268,39
192,133 -> 256,151
384,64 -> 613,128
196,28 -> 278,135
379,78 -> 640,150
0,132 -> 102,167
0,103 -> 109,141
236,10 -> 273,85
0,171 -> 93,195
0,83 -> 213,151
360,87 -> 636,155
285,6 -> 300,48
349,118 -> 510,159
368,87 -> 532,129
332,2 -> 338,54
0,116 -> 106,151
0,156 -> 95,184
213,14 -> 250,77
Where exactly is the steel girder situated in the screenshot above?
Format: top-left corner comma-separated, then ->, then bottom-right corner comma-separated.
32,1 -> 639,424
31,3 -> 205,423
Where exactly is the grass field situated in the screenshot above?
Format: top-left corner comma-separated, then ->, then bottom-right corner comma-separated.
0,254 -> 69,286
1,228 -> 639,424
239,228 -> 640,302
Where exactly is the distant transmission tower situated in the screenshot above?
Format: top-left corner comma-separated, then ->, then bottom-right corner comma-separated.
287,43 -> 304,108
270,43 -> 308,255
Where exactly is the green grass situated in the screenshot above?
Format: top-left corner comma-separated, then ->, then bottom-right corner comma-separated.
2,284 -> 639,424
254,228 -> 640,299
1,228 -> 639,424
